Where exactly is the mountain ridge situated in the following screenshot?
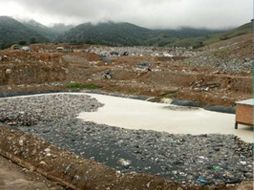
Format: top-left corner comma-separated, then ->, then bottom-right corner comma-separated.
23,19 -> 75,40
59,21 -> 227,47
0,16 -> 252,49
0,16 -> 48,49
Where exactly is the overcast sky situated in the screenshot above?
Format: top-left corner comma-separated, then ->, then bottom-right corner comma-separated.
0,0 -> 252,29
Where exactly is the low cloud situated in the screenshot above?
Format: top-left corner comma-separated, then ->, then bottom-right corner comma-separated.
0,0 -> 252,29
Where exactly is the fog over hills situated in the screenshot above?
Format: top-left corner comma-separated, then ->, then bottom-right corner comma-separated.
23,19 -> 74,40
0,16 -> 47,49
59,21 -> 225,47
0,16 -> 252,49
0,0 -> 252,29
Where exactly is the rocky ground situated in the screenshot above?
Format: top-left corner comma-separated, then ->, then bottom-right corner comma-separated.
0,34 -> 252,108
87,46 -> 196,58
0,93 -> 252,186
186,34 -> 253,74
0,94 -> 102,126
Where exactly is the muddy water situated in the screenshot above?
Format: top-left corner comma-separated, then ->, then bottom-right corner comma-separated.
78,93 -> 253,143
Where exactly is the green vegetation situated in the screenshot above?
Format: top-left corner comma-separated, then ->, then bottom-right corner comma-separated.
60,22 -> 151,46
60,21 -> 252,48
65,82 -> 101,90
18,41 -> 27,46
60,22 -> 223,47
204,22 -> 253,45
23,20 -> 58,40
0,16 -> 252,49
23,20 -> 74,41
0,16 -> 48,49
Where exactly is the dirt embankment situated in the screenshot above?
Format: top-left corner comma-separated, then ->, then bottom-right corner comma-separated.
0,37 -> 252,106
0,126 -> 252,190
0,51 -> 67,85
0,54 -> 251,106
0,155 -> 63,190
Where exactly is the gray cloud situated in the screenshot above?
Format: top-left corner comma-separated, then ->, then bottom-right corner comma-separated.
0,0 -> 252,29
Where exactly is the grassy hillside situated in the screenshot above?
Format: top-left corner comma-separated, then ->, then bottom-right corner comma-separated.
146,28 -> 222,48
204,22 -> 253,45
60,22 -> 152,46
1,16 -> 251,49
23,20 -> 58,40
60,22 -> 222,47
23,20 -> 74,41
0,16 -> 48,49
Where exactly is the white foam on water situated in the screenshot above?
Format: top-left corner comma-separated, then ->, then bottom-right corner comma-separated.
78,93 -> 253,143
1,92 -> 252,143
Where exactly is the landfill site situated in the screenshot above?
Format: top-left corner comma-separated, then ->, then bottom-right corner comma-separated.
0,33 -> 253,190
0,33 -> 252,106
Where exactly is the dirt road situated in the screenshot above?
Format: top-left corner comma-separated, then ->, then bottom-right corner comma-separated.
0,155 -> 63,190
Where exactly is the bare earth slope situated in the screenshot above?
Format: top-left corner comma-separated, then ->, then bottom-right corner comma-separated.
0,155 -> 63,190
0,33 -> 252,106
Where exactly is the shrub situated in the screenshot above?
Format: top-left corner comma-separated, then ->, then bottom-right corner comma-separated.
65,82 -> 100,90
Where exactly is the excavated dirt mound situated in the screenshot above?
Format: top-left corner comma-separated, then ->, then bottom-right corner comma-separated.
0,35 -> 252,106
